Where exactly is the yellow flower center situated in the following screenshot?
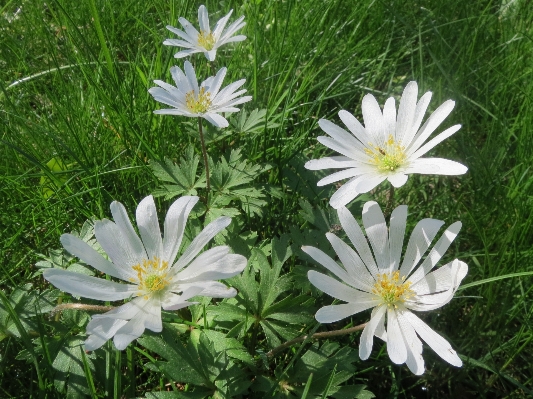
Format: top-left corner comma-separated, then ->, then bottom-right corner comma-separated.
131,257 -> 170,297
197,30 -> 215,50
372,271 -> 414,307
185,87 -> 212,114
365,135 -> 407,172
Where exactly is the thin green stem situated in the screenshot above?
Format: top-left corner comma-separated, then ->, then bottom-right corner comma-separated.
198,117 -> 211,200
385,184 -> 395,217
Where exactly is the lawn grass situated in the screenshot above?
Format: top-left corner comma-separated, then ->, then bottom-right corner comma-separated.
1,0 -> 532,397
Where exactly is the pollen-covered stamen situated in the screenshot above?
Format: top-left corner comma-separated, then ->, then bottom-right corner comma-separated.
185,87 -> 212,114
130,257 -> 171,296
372,271 -> 414,307
365,135 -> 407,172
197,30 -> 216,50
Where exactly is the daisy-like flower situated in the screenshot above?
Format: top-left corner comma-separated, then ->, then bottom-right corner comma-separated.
43,195 -> 247,351
164,5 -> 246,61
305,81 -> 468,208
149,60 -> 252,128
303,201 -> 468,375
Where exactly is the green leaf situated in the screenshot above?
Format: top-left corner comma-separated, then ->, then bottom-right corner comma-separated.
229,108 -> 280,135
39,157 -> 70,199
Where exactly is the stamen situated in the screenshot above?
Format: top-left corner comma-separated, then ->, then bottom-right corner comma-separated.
372,271 -> 414,307
131,257 -> 170,296
185,87 -> 212,114
364,135 -> 407,172
197,30 -> 216,50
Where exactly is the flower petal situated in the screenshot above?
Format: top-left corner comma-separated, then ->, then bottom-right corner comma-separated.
198,5 -> 210,33
136,195 -> 163,261
162,196 -> 199,264
396,308 -> 425,375
404,157 -> 468,176
387,307 -> 408,364
361,94 -> 386,146
110,200 -> 147,262
315,302 -> 376,323
43,269 -> 137,301
304,156 -> 362,170
179,281 -> 237,299
203,113 -> 229,128
177,251 -> 247,282
302,246 -> 354,284
338,110 -> 372,145
395,81 -> 418,145
359,305 -> 386,360
388,205 -> 408,274
85,318 -> 128,351
308,270 -> 377,302
387,173 -> 408,188
362,201 -> 390,273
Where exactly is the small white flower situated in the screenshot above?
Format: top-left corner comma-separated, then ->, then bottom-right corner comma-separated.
149,60 -> 252,128
303,201 -> 468,375
164,5 -> 246,61
43,195 -> 246,351
305,81 -> 468,208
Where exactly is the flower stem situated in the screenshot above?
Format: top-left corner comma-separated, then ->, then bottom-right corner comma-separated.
198,117 -> 211,199
266,322 -> 367,358
385,184 -> 395,217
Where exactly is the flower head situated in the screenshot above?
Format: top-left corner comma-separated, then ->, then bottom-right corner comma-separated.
164,5 -> 246,61
149,60 -> 252,128
303,201 -> 468,375
305,81 -> 468,208
43,195 -> 247,351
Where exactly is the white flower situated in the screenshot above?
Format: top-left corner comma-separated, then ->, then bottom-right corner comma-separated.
305,81 -> 468,209
164,5 -> 246,61
303,201 -> 468,375
43,195 -> 246,351
149,60 -> 252,128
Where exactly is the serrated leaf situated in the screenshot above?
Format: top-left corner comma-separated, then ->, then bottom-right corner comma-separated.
229,108 -> 280,134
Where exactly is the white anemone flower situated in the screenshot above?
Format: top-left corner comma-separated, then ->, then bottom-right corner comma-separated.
303,201 -> 468,375
164,5 -> 246,61
305,81 -> 468,209
149,60 -> 252,128
43,195 -> 247,351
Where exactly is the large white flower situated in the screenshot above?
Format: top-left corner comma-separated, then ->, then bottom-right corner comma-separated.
43,195 -> 246,351
149,60 -> 251,128
164,5 -> 246,61
305,81 -> 468,208
303,201 -> 468,375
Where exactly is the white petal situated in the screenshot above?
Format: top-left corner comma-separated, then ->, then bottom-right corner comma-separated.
43,269 -> 137,300
178,17 -> 200,42
359,305 -> 386,360
406,100 -> 455,154
361,94 -> 386,146
315,302 -> 376,323
354,174 -> 388,194
329,177 -> 362,209
94,219 -> 139,276
399,218 -> 444,278
174,49 -> 200,58
206,67 -> 227,97
386,307 -> 408,364
383,97 -> 396,138
318,119 -> 366,152
136,195 -> 163,261
212,9 -> 232,38
338,206 -> 379,277
408,221 -> 462,284
177,252 -> 246,282
387,173 -> 408,188
308,270 -> 376,302
395,81 -> 418,145
409,125 -> 462,160
162,286 -> 203,310
362,201 -> 389,273
110,201 -> 147,262
203,113 -> 229,128
184,61 -> 199,96
404,157 -> 468,176
317,168 -> 361,186
396,308 -> 425,375
403,311 -> 462,367
60,234 -> 126,280
301,246 -> 354,284
173,217 -> 231,271
179,281 -> 237,299
198,5 -> 210,33
316,135 -> 362,160
304,156 -> 362,170
162,196 -> 199,264
402,91 -> 432,147
325,233 -> 375,291
85,318 -> 128,351
338,110 -> 372,145
388,205 -> 408,274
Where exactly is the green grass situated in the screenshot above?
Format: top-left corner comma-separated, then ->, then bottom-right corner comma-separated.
1,0 -> 533,397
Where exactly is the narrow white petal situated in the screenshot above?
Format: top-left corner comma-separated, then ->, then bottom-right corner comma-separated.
402,91 -> 432,147
354,174 -> 388,194
110,201 -> 146,262
317,168 -> 361,186
305,156 -> 362,170
213,79 -> 246,103
317,135 -> 363,160
163,38 -> 197,49
387,173 -> 408,188
408,221 -> 462,284
308,270 -> 376,302
395,81 -> 418,144
301,246 -> 354,284
43,269 -> 137,300
315,302 -> 376,323
403,311 -> 462,367
85,318 -> 128,351
136,196 -> 163,261
388,205 -> 408,274
177,252 -> 246,282
387,307 -> 408,364
212,9 -> 232,38
329,177 -> 362,209
60,234 -> 126,280
409,125 -> 462,159
165,26 -> 193,42
338,110 -> 372,145
91,296 -> 146,320
219,34 -> 246,44
94,219 -> 138,276
404,157 -> 468,176
338,206 -> 379,277
173,217 -> 231,271
362,201 -> 390,273
184,61 -> 199,96
180,281 -> 237,299
206,67 -> 227,97
318,119 -> 366,152
359,305 -> 386,360
198,5 -> 210,33
362,94 -> 386,146
174,49 -> 201,58
170,65 -> 189,92
325,233 -> 375,291
396,308 -> 425,375
383,97 -> 396,137
162,196 -> 199,264
178,17 -> 200,41
162,286 -> 203,310
399,218 -> 444,278
203,113 -> 229,128
113,300 -> 158,350
406,100 -> 455,154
